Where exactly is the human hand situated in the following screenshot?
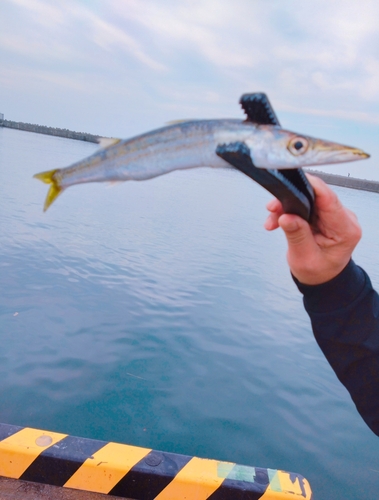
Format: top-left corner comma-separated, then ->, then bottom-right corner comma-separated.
264,174 -> 362,285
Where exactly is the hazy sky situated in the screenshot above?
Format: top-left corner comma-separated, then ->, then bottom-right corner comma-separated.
1,0 -> 378,178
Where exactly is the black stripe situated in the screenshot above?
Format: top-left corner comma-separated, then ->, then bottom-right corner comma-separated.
0,423 -> 23,441
20,435 -> 106,486
109,450 -> 192,499
208,467 -> 269,500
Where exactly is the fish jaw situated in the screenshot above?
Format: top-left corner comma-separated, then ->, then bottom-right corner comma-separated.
304,138 -> 369,166
245,125 -> 370,169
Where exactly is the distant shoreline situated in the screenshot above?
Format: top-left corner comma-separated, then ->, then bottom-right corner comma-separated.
0,118 -> 100,143
1,118 -> 377,193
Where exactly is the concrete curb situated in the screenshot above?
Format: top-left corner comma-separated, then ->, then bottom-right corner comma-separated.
0,423 -> 312,499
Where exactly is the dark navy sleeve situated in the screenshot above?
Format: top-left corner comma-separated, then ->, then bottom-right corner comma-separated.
293,260 -> 379,436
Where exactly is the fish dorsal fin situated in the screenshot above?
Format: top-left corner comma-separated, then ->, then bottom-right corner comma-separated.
240,93 -> 280,126
165,119 -> 194,125
97,137 -> 121,148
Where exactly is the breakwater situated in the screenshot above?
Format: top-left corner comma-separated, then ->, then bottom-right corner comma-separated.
0,119 -> 100,143
307,170 -> 379,193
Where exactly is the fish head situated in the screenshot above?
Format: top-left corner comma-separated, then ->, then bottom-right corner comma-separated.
246,125 -> 370,169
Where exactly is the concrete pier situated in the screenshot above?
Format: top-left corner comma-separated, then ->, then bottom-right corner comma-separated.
0,119 -> 100,143
307,170 -> 379,193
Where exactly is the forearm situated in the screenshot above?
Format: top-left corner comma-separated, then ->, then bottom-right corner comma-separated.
294,261 -> 379,435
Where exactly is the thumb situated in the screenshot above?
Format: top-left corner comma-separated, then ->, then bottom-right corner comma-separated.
278,214 -> 315,252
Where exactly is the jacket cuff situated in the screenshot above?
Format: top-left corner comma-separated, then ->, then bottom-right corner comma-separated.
292,260 -> 368,314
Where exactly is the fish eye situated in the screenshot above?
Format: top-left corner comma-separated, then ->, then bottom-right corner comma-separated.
288,137 -> 309,156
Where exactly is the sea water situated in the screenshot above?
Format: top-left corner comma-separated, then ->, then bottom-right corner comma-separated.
1,126 -> 379,499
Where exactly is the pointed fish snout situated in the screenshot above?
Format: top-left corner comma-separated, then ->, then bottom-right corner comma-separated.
336,147 -> 370,161
353,149 -> 370,159
339,144 -> 370,159
313,140 -> 370,164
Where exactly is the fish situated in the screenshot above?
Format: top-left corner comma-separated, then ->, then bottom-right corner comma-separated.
34,93 -> 369,219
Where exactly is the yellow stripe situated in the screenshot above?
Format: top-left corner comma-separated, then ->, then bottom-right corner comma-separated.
155,457 -> 229,500
263,470 -> 313,499
277,471 -> 312,499
0,427 -> 67,478
64,442 -> 152,494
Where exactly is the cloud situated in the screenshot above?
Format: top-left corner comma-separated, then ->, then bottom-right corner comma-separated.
280,102 -> 379,126
105,0 -> 379,106
1,0 -> 379,131
1,0 -> 166,70
109,0 -> 265,69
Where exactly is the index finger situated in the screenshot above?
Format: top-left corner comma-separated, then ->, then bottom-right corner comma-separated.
306,173 -> 361,241
305,173 -> 342,214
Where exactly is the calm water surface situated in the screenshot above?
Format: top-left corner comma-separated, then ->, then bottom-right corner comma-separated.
1,127 -> 379,498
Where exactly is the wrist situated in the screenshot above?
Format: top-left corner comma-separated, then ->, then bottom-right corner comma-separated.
290,258 -> 352,286
292,260 -> 368,314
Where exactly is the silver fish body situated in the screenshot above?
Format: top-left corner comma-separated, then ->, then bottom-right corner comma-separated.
34,118 -> 369,211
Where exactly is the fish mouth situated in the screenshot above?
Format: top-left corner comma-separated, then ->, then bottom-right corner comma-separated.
338,147 -> 370,159
313,141 -> 370,164
351,149 -> 370,159
328,148 -> 370,160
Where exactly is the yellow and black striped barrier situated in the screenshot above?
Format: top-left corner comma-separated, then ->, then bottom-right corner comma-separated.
0,423 -> 312,499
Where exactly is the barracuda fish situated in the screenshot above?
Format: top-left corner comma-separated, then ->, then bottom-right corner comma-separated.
34,93 -> 369,221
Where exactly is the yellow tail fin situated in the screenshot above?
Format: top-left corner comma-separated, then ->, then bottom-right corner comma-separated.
33,169 -> 62,211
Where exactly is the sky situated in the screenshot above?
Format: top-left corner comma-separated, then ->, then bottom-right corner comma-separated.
1,0 -> 378,178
